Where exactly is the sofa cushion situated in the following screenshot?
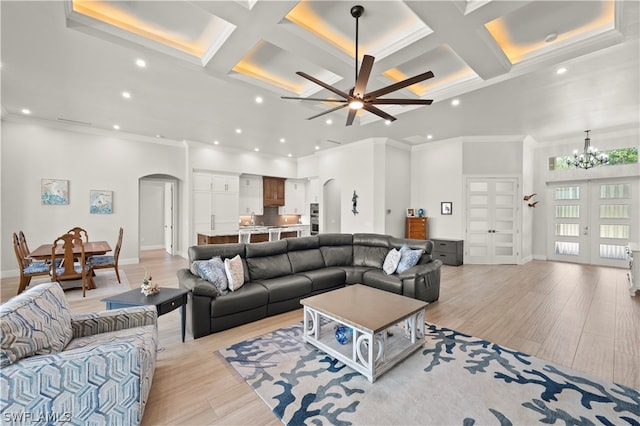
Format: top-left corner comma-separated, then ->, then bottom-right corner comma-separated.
0,282 -> 73,367
210,283 -> 269,318
255,275 -> 312,303
318,234 -> 354,267
353,233 -> 390,268
299,267 -> 346,292
246,240 -> 292,280
397,246 -> 423,274
225,255 -> 245,291
363,269 -> 403,294
341,266 -> 376,285
383,248 -> 402,275
288,249 -> 325,273
189,243 -> 250,282
191,257 -> 228,295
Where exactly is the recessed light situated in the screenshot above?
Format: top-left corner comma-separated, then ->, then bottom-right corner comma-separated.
236,128 -> 242,134
155,134 -> 163,138
213,140 -> 219,145
451,99 -> 460,106
326,119 -> 332,125
427,134 -> 433,140
288,153 -> 292,157
254,148 -> 260,152
21,108 -> 31,115
122,91 -> 131,99
385,120 -> 392,125
280,138 -> 285,143
113,124 -> 120,130
255,96 -> 263,104
556,67 -> 567,75
315,146 -> 320,150
136,59 -> 146,68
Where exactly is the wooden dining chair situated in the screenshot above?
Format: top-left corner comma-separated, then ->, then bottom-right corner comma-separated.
50,233 -> 92,297
88,227 -> 123,283
18,230 -> 61,268
67,227 -> 89,242
13,232 -> 51,295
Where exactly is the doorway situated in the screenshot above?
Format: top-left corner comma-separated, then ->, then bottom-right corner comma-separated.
323,179 -> 341,233
547,178 -> 638,267
139,175 -> 178,256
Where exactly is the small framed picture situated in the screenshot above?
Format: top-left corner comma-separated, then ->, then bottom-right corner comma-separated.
406,208 -> 416,217
441,202 -> 452,215
90,190 -> 113,214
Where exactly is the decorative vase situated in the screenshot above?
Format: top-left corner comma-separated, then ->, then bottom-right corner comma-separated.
335,325 -> 352,345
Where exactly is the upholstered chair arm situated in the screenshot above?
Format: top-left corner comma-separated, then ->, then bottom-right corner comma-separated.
396,260 -> 441,280
0,332 -> 157,425
71,305 -> 157,338
177,268 -> 219,298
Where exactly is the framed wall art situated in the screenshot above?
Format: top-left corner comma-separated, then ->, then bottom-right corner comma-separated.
406,208 -> 416,217
441,202 -> 452,215
90,190 -> 113,214
41,179 -> 69,205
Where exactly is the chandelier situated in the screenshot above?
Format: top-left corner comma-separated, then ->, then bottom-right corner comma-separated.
566,130 -> 609,169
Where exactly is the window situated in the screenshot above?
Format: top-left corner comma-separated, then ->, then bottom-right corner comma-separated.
549,147 -> 638,171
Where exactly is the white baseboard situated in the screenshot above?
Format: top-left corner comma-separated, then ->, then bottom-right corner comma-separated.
140,244 -> 165,250
533,254 -> 548,261
519,255 -> 533,265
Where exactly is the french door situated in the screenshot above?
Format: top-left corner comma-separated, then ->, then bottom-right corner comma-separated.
547,178 -> 637,267
465,177 -> 519,264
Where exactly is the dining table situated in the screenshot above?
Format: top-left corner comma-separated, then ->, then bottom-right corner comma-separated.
27,240 -> 112,290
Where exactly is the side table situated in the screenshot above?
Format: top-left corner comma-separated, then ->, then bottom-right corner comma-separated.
101,287 -> 189,342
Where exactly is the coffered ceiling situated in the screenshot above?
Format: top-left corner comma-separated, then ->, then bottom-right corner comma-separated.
1,1 -> 638,157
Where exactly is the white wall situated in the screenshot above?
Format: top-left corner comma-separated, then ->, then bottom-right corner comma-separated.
139,180 -> 165,249
384,142 -> 411,238
1,119 -> 186,275
411,138 -> 464,239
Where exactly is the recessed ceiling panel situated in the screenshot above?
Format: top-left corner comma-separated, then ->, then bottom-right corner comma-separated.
232,40 -> 343,97
285,1 -> 432,61
70,0 -> 236,66
383,44 -> 478,96
485,0 -> 615,64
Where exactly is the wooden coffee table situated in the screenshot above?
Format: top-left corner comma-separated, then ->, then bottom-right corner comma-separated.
102,287 -> 189,342
300,284 -> 428,383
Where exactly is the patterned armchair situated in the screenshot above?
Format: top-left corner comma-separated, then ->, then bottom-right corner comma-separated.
0,282 -> 158,425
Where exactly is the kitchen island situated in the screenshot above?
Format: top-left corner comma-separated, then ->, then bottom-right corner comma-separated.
197,225 -> 309,245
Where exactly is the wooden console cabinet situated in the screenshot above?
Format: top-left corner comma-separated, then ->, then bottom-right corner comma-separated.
405,217 -> 428,240
431,239 -> 463,266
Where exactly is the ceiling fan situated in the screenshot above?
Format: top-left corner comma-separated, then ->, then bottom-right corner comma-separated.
282,5 -> 434,126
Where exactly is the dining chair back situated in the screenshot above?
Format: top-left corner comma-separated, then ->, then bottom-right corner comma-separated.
68,227 -> 89,242
88,227 -> 123,283
51,233 -> 91,297
13,232 -> 50,295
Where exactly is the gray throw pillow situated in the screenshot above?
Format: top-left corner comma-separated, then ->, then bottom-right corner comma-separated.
191,257 -> 229,296
396,245 -> 423,274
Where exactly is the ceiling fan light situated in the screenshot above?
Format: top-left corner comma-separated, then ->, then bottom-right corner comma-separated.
349,100 -> 364,110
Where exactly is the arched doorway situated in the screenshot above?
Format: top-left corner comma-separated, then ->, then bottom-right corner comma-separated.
323,179 -> 341,233
139,174 -> 179,255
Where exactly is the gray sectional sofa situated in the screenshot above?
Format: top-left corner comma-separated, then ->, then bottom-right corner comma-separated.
177,233 -> 442,339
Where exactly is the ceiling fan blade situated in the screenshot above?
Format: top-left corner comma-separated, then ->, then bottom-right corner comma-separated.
345,108 -> 357,126
365,71 -> 434,100
297,72 -> 350,99
281,96 -> 347,103
353,55 -> 374,98
369,98 -> 433,105
306,104 -> 348,120
363,104 -> 397,122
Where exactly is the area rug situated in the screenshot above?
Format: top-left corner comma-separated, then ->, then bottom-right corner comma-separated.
218,322 -> 640,425
57,269 -> 129,302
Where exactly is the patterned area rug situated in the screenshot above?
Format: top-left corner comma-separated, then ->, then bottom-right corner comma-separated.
218,322 -> 640,425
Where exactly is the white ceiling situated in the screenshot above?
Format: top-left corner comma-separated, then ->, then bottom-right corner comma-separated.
1,1 -> 638,158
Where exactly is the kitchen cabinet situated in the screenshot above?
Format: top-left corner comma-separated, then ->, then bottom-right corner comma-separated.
263,176 -> 285,206
193,172 -> 239,238
405,217 -> 428,240
279,179 -> 306,215
308,178 -> 319,204
239,175 -> 263,215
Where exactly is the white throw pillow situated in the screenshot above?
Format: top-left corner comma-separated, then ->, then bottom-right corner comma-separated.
224,255 -> 245,291
383,248 -> 402,275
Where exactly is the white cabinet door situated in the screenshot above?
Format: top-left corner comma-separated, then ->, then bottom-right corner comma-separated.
193,189 -> 213,234
280,180 -> 306,214
213,191 -> 239,233
308,178 -> 319,204
193,173 -> 239,237
239,175 -> 263,215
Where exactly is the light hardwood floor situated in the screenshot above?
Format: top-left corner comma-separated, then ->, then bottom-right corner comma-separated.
2,250 -> 638,425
